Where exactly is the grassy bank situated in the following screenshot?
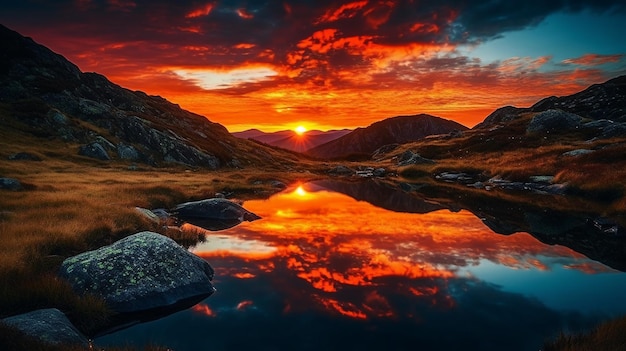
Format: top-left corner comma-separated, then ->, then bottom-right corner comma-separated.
544,315 -> 626,351
0,155 -> 320,342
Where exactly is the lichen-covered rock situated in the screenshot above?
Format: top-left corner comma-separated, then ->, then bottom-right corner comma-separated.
173,198 -> 261,222
526,109 -> 582,134
2,308 -> 88,347
59,231 -> 215,313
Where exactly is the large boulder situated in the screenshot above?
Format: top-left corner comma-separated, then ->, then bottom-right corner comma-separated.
173,198 -> 261,222
526,109 -> 582,134
59,232 -> 215,313
2,308 -> 88,347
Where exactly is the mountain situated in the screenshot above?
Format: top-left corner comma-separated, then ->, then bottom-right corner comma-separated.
306,114 -> 468,159
475,75 -> 626,129
232,129 -> 352,153
0,24 -> 299,169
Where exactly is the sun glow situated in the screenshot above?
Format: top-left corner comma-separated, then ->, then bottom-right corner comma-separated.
294,125 -> 307,135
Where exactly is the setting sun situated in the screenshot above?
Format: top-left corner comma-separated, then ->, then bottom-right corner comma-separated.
294,126 -> 307,135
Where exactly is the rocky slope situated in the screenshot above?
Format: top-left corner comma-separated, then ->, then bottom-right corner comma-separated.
0,24 -> 298,169
307,114 -> 468,159
475,75 -> 626,129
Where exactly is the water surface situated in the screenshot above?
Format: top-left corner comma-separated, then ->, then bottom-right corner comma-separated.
97,181 -> 626,351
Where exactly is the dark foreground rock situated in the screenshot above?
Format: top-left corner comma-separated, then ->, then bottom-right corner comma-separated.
0,177 -> 22,190
2,308 -> 88,347
173,198 -> 261,222
59,231 -> 215,314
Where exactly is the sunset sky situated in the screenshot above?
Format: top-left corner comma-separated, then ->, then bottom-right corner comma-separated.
2,1 -> 625,132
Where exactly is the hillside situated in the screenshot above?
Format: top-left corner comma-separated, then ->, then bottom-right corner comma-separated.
0,24 -> 300,170
475,75 -> 626,129
233,129 -> 351,153
307,114 -> 468,159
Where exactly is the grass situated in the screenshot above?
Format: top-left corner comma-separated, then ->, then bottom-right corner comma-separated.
0,136 -> 321,348
544,315 -> 626,351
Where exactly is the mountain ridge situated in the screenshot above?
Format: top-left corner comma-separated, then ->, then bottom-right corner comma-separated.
307,114 -> 468,159
0,24 -> 299,169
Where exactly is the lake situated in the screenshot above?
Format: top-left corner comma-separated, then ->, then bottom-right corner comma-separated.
97,180 -> 626,351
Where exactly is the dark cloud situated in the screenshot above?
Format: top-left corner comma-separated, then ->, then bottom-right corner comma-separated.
1,0 -> 624,128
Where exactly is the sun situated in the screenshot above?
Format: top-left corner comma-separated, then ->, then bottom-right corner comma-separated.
294,125 -> 307,135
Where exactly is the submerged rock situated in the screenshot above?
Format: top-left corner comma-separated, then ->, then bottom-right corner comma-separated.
2,308 -> 88,347
173,198 -> 261,222
59,231 -> 215,314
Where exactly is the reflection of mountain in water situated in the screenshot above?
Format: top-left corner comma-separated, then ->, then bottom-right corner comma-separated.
312,179 -> 626,271
310,179 -> 445,214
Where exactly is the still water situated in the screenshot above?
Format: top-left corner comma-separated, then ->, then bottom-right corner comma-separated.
98,181 -> 626,351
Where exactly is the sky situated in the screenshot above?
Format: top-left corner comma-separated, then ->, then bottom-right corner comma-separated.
1,1 -> 626,132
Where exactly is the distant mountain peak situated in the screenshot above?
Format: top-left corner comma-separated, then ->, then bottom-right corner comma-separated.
307,114 -> 468,159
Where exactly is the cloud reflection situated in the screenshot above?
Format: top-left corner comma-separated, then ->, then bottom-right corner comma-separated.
191,183 -> 609,321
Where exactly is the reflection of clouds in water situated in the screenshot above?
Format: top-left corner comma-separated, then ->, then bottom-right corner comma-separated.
191,185 -> 619,321
98,185 -> 623,351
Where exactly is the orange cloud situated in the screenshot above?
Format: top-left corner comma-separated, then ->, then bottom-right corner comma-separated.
186,3 -> 214,18
237,8 -> 254,19
317,1 -> 369,23
562,53 -> 623,66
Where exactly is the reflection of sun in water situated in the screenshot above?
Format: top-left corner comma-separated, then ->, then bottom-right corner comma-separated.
295,185 -> 307,196
294,126 -> 307,135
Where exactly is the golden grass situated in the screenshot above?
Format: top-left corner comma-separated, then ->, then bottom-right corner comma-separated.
0,149 -> 321,335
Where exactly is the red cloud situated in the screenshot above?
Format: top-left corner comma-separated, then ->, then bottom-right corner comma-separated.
562,53 -> 623,66
186,3 -> 214,18
237,8 -> 254,19
317,1 -> 368,23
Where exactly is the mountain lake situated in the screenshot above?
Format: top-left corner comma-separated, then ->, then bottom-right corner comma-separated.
96,180 -> 626,351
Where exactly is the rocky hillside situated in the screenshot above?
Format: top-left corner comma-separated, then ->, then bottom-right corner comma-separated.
233,128 -> 352,153
475,75 -> 626,129
0,24 -> 299,169
307,114 -> 468,159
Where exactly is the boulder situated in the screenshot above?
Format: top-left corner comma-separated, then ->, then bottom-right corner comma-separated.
2,308 -> 88,347
526,109 -> 582,134
172,198 -> 261,222
270,180 -> 287,189
59,232 -> 215,313
371,143 -> 399,160
562,149 -> 594,157
328,165 -> 354,175
78,142 -> 110,160
116,143 -> 140,160
8,152 -> 42,161
0,177 -> 22,190
397,151 -> 435,166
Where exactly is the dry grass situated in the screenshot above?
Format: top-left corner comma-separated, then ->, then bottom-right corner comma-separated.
544,315 -> 626,351
0,133 -> 320,340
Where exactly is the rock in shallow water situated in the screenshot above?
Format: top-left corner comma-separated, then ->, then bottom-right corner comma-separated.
59,231 -> 215,314
2,308 -> 88,347
172,198 -> 261,222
